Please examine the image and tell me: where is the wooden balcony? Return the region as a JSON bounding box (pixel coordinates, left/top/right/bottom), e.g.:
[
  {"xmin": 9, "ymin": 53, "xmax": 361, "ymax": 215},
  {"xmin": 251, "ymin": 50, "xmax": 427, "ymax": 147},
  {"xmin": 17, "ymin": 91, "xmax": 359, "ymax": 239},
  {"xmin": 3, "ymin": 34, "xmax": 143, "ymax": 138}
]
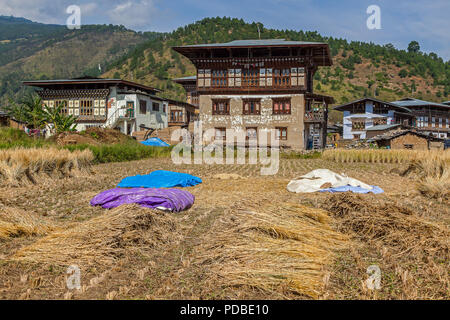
[{"xmin": 304, "ymin": 110, "xmax": 326, "ymax": 122}]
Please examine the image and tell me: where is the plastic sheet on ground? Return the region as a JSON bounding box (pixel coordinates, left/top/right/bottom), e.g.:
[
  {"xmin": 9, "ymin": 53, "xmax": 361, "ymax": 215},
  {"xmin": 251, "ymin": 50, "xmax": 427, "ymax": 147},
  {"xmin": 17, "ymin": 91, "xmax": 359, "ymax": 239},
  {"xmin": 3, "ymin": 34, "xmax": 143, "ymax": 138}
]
[
  {"xmin": 118, "ymin": 170, "xmax": 202, "ymax": 188},
  {"xmin": 140, "ymin": 137, "xmax": 170, "ymax": 147},
  {"xmin": 287, "ymin": 169, "xmax": 384, "ymax": 194},
  {"xmin": 90, "ymin": 187, "xmax": 194, "ymax": 212}
]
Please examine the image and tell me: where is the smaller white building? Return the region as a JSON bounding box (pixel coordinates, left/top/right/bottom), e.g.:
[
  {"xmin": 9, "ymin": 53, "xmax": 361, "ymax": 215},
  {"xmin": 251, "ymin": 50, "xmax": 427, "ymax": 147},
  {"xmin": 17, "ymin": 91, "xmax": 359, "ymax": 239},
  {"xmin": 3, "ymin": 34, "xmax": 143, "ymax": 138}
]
[
  {"xmin": 23, "ymin": 77, "xmax": 168, "ymax": 135},
  {"xmin": 334, "ymin": 98, "xmax": 414, "ymax": 140}
]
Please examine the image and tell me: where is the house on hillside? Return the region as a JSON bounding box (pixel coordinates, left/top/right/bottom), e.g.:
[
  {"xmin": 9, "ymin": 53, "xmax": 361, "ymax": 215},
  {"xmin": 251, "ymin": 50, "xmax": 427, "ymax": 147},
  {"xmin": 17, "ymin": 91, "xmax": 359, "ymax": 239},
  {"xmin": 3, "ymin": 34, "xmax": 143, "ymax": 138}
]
[
  {"xmin": 23, "ymin": 77, "xmax": 168, "ymax": 135},
  {"xmin": 333, "ymin": 97, "xmax": 415, "ymax": 140},
  {"xmin": 171, "ymin": 39, "xmax": 334, "ymax": 150},
  {"xmin": 390, "ymin": 98, "xmax": 449, "ymax": 139}
]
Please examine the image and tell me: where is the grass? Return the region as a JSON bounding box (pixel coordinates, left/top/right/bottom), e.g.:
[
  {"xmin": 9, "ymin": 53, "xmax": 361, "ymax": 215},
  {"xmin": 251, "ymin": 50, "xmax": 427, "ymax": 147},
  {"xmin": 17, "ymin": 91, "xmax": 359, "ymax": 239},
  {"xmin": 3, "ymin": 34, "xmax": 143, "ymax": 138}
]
[
  {"xmin": 323, "ymin": 149, "xmax": 450, "ymax": 163},
  {"xmin": 64, "ymin": 142, "xmax": 173, "ymax": 164},
  {"xmin": 0, "ymin": 127, "xmax": 173, "ymax": 164}
]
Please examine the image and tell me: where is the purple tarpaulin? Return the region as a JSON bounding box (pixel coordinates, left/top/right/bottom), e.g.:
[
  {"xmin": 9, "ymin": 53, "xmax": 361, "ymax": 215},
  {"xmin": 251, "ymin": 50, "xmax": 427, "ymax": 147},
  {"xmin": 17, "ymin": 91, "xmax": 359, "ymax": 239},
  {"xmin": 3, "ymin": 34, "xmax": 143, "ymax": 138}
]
[{"xmin": 90, "ymin": 188, "xmax": 194, "ymax": 212}]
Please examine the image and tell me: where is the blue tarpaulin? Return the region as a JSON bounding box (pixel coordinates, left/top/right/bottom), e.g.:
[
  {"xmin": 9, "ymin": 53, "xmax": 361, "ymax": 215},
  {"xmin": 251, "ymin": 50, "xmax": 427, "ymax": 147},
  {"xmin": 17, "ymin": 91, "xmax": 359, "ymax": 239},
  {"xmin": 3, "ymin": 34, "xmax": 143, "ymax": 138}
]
[
  {"xmin": 319, "ymin": 185, "xmax": 384, "ymax": 194},
  {"xmin": 140, "ymin": 137, "xmax": 170, "ymax": 147},
  {"xmin": 118, "ymin": 170, "xmax": 202, "ymax": 188}
]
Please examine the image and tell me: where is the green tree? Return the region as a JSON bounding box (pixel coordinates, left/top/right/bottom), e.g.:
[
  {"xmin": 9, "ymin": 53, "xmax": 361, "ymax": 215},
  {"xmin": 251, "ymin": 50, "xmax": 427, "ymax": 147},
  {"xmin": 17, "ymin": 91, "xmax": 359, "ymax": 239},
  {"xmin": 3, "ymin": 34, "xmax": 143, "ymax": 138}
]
[
  {"xmin": 399, "ymin": 69, "xmax": 408, "ymax": 78},
  {"xmin": 407, "ymin": 41, "xmax": 420, "ymax": 53},
  {"xmin": 43, "ymin": 102, "xmax": 77, "ymax": 134}
]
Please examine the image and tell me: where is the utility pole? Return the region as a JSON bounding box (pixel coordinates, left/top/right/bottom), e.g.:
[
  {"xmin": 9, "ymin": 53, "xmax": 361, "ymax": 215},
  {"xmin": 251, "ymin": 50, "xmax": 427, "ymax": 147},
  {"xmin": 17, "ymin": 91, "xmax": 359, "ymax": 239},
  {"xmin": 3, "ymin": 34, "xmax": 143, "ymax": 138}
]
[{"xmin": 257, "ymin": 23, "xmax": 261, "ymax": 40}]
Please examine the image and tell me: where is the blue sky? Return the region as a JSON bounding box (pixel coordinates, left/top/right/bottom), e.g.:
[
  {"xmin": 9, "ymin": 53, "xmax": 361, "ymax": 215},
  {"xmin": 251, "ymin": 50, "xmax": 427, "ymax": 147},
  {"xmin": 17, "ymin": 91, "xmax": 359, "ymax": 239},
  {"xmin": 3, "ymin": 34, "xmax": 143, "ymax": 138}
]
[{"xmin": 1, "ymin": 0, "xmax": 449, "ymax": 60}]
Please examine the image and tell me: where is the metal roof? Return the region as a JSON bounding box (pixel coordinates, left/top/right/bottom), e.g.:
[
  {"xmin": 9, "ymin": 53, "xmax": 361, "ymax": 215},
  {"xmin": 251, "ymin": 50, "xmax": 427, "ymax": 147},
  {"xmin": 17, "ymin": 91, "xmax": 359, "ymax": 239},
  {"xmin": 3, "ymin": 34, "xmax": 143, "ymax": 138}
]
[
  {"xmin": 172, "ymin": 39, "xmax": 333, "ymax": 66},
  {"xmin": 175, "ymin": 39, "xmax": 327, "ymax": 48},
  {"xmin": 172, "ymin": 75, "xmax": 197, "ymax": 82},
  {"xmin": 441, "ymin": 101, "xmax": 450, "ymax": 105},
  {"xmin": 333, "ymin": 97, "xmax": 412, "ymax": 113},
  {"xmin": 390, "ymin": 98, "xmax": 450, "ymax": 109},
  {"xmin": 366, "ymin": 124, "xmax": 401, "ymax": 131},
  {"xmin": 23, "ymin": 78, "xmax": 161, "ymax": 93}
]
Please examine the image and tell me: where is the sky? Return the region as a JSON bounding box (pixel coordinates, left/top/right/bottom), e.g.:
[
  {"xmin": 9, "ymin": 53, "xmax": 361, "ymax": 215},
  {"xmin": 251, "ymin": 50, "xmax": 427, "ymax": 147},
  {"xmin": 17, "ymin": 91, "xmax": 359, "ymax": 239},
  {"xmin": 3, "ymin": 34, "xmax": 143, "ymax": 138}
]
[{"xmin": 1, "ymin": 0, "xmax": 449, "ymax": 60}]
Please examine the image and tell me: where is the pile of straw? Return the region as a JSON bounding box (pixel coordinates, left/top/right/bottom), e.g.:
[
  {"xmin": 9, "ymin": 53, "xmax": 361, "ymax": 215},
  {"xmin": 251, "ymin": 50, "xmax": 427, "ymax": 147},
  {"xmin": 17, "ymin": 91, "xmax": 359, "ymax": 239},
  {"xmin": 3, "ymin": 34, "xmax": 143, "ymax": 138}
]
[
  {"xmin": 322, "ymin": 193, "xmax": 449, "ymax": 298},
  {"xmin": 402, "ymin": 158, "xmax": 450, "ymax": 202},
  {"xmin": 12, "ymin": 204, "xmax": 178, "ymax": 266},
  {"xmin": 0, "ymin": 147, "xmax": 93, "ymax": 184},
  {"xmin": 0, "ymin": 206, "xmax": 54, "ymax": 239},
  {"xmin": 193, "ymin": 202, "xmax": 348, "ymax": 299}
]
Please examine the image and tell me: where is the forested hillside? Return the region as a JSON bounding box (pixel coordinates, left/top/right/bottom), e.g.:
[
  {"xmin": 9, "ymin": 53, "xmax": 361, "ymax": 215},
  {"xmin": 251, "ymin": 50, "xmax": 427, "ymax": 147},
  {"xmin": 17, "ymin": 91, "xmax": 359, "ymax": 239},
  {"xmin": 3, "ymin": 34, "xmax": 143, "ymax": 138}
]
[
  {"xmin": 1, "ymin": 16, "xmax": 449, "ymax": 110},
  {"xmin": 0, "ymin": 16, "xmax": 161, "ymax": 104},
  {"xmin": 102, "ymin": 17, "xmax": 450, "ymax": 105}
]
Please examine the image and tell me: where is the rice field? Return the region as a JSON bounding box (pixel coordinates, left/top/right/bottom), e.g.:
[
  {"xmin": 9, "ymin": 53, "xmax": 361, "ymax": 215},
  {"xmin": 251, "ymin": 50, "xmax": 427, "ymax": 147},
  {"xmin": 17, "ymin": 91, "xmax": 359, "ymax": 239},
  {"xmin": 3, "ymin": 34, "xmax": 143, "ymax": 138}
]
[
  {"xmin": 323, "ymin": 149, "xmax": 450, "ymax": 163},
  {"xmin": 0, "ymin": 156, "xmax": 448, "ymax": 300}
]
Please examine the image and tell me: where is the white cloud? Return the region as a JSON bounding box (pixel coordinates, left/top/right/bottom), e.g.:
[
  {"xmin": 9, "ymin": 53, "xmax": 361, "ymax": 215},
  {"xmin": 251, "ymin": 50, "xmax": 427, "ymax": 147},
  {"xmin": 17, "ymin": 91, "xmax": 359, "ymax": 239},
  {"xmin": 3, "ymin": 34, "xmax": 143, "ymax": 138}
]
[{"xmin": 107, "ymin": 0, "xmax": 158, "ymax": 28}]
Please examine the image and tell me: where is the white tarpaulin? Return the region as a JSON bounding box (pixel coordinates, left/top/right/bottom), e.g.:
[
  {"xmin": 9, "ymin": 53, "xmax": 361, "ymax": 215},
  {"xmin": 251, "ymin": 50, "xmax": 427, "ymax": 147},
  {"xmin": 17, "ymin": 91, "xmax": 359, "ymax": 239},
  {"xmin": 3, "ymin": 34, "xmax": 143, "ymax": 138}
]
[{"xmin": 287, "ymin": 169, "xmax": 374, "ymax": 193}]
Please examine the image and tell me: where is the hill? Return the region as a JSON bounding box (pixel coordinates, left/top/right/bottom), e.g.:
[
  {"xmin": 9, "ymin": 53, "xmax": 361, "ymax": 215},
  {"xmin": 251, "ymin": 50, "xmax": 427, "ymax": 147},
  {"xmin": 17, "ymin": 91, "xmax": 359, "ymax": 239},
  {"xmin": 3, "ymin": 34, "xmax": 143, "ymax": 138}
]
[
  {"xmin": 1, "ymin": 16, "xmax": 449, "ymax": 121},
  {"xmin": 0, "ymin": 16, "xmax": 162, "ymax": 104},
  {"xmin": 101, "ymin": 17, "xmax": 450, "ymax": 117}
]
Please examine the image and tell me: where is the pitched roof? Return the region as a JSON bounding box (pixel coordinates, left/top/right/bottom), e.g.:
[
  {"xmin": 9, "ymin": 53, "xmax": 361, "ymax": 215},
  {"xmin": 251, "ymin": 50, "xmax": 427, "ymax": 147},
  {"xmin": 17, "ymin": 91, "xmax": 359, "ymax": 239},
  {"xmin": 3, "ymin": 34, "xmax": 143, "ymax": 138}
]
[
  {"xmin": 390, "ymin": 97, "xmax": 450, "ymax": 109},
  {"xmin": 23, "ymin": 78, "xmax": 161, "ymax": 93},
  {"xmin": 365, "ymin": 124, "xmax": 401, "ymax": 131},
  {"xmin": 174, "ymin": 39, "xmax": 327, "ymax": 48},
  {"xmin": 370, "ymin": 129, "xmax": 444, "ymax": 142},
  {"xmin": 333, "ymin": 97, "xmax": 412, "ymax": 113},
  {"xmin": 172, "ymin": 39, "xmax": 332, "ymax": 66}
]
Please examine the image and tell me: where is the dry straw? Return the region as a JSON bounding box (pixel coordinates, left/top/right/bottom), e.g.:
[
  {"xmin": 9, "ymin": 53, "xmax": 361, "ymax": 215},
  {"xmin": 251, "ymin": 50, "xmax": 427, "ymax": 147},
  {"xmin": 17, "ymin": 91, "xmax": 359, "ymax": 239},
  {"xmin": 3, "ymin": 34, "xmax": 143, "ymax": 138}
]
[
  {"xmin": 0, "ymin": 206, "xmax": 55, "ymax": 239},
  {"xmin": 401, "ymin": 158, "xmax": 450, "ymax": 202},
  {"xmin": 12, "ymin": 204, "xmax": 179, "ymax": 266},
  {"xmin": 323, "ymin": 149, "xmax": 450, "ymax": 164},
  {"xmin": 193, "ymin": 202, "xmax": 349, "ymax": 299},
  {"xmin": 0, "ymin": 147, "xmax": 93, "ymax": 184}
]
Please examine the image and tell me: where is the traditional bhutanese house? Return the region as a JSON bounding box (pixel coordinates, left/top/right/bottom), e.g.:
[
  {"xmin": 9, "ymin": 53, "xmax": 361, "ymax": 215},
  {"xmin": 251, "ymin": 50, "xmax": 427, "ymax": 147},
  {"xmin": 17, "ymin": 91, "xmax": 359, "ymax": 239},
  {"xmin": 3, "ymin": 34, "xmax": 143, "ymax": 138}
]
[
  {"xmin": 165, "ymin": 98, "xmax": 199, "ymax": 127},
  {"xmin": 370, "ymin": 129, "xmax": 445, "ymax": 150},
  {"xmin": 390, "ymin": 98, "xmax": 450, "ymax": 139},
  {"xmin": 23, "ymin": 77, "xmax": 168, "ymax": 135},
  {"xmin": 172, "ymin": 39, "xmax": 334, "ymax": 150},
  {"xmin": 333, "ymin": 97, "xmax": 414, "ymax": 140}
]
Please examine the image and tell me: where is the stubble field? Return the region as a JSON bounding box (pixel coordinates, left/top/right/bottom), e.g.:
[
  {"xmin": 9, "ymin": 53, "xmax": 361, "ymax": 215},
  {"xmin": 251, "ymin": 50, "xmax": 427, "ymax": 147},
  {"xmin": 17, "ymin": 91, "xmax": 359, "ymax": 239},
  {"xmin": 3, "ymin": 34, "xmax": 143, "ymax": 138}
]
[{"xmin": 0, "ymin": 157, "xmax": 448, "ymax": 299}]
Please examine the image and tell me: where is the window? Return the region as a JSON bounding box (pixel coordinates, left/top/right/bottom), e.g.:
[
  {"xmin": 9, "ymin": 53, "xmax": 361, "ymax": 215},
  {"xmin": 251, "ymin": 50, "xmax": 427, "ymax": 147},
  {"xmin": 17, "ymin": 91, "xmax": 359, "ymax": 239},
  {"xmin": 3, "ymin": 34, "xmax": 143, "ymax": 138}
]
[
  {"xmin": 273, "ymin": 98, "xmax": 291, "ymax": 114},
  {"xmin": 246, "ymin": 127, "xmax": 257, "ymax": 140},
  {"xmin": 275, "ymin": 127, "xmax": 288, "ymax": 140},
  {"xmin": 126, "ymin": 101, "xmax": 134, "ymax": 118},
  {"xmin": 273, "ymin": 69, "xmax": 290, "ymax": 87},
  {"xmin": 404, "ymin": 144, "xmax": 414, "ymax": 149},
  {"xmin": 54, "ymin": 100, "xmax": 68, "ymax": 115},
  {"xmin": 243, "ymin": 99, "xmax": 261, "ymax": 115},
  {"xmin": 352, "ymin": 120, "xmax": 365, "ymax": 130},
  {"xmin": 242, "ymin": 68, "xmax": 259, "ymax": 87},
  {"xmin": 211, "ymin": 69, "xmax": 227, "ymax": 87},
  {"xmin": 80, "ymin": 100, "xmax": 93, "ymax": 116},
  {"xmin": 352, "ymin": 102, "xmax": 365, "ymax": 114},
  {"xmin": 139, "ymin": 100, "xmax": 147, "ymax": 114},
  {"xmin": 373, "ymin": 118, "xmax": 387, "ymax": 126},
  {"xmin": 215, "ymin": 127, "xmax": 226, "ymax": 140},
  {"xmin": 170, "ymin": 110, "xmax": 183, "ymax": 122},
  {"xmin": 212, "ymin": 99, "xmax": 230, "ymax": 115},
  {"xmin": 373, "ymin": 102, "xmax": 389, "ymax": 114},
  {"xmin": 152, "ymin": 102, "xmax": 160, "ymax": 112}
]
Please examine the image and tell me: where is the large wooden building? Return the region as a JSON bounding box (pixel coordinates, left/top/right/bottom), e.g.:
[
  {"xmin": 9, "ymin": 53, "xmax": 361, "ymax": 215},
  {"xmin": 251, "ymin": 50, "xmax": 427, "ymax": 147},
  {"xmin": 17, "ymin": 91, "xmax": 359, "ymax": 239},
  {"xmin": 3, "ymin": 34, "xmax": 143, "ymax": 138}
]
[
  {"xmin": 23, "ymin": 77, "xmax": 168, "ymax": 135},
  {"xmin": 172, "ymin": 39, "xmax": 334, "ymax": 150}
]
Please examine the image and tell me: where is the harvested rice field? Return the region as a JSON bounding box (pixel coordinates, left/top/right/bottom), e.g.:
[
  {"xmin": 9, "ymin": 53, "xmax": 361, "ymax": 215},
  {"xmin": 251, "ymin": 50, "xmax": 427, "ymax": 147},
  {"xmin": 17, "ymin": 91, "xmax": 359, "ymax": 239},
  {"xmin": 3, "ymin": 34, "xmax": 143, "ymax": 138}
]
[{"xmin": 0, "ymin": 157, "xmax": 448, "ymax": 300}]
